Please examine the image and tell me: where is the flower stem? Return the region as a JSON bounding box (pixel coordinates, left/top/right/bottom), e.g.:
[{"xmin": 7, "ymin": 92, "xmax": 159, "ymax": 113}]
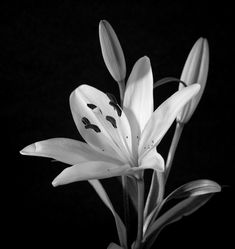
[
  {"xmin": 134, "ymin": 177, "xmax": 145, "ymax": 249},
  {"xmin": 118, "ymin": 80, "xmax": 130, "ymax": 247},
  {"xmin": 165, "ymin": 122, "xmax": 184, "ymax": 182},
  {"xmin": 118, "ymin": 80, "xmax": 125, "ymax": 105},
  {"xmin": 121, "ymin": 176, "xmax": 130, "ymax": 246}
]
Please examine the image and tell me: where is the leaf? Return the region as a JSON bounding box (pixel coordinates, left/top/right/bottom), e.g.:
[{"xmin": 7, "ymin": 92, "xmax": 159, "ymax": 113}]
[
  {"xmin": 166, "ymin": 179, "xmax": 221, "ymax": 200},
  {"xmin": 144, "ymin": 194, "xmax": 215, "ymax": 244},
  {"xmin": 107, "ymin": 242, "xmax": 124, "ymax": 249},
  {"xmin": 125, "ymin": 176, "xmax": 138, "ymax": 211},
  {"xmin": 89, "ymin": 180, "xmax": 127, "ymax": 248},
  {"xmin": 144, "ymin": 171, "xmax": 164, "ymax": 219},
  {"xmin": 143, "ymin": 179, "xmax": 221, "ymax": 235},
  {"xmin": 118, "ymin": 176, "xmax": 138, "ymax": 212}
]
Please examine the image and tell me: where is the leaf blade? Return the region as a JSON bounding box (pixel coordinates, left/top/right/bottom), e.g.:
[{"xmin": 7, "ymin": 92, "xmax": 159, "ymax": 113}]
[
  {"xmin": 144, "ymin": 194, "xmax": 215, "ymax": 242},
  {"xmin": 144, "ymin": 179, "xmax": 221, "ymax": 236},
  {"xmin": 89, "ymin": 180, "xmax": 127, "ymax": 248}
]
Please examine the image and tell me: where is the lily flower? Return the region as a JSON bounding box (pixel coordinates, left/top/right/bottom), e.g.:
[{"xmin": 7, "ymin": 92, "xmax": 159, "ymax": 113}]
[
  {"xmin": 177, "ymin": 38, "xmax": 209, "ymax": 124},
  {"xmin": 20, "ymin": 56, "xmax": 200, "ymax": 186}
]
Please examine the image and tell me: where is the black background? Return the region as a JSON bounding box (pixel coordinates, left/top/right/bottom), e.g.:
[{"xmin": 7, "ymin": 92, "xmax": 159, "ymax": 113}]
[{"xmin": 2, "ymin": 0, "xmax": 234, "ymax": 248}]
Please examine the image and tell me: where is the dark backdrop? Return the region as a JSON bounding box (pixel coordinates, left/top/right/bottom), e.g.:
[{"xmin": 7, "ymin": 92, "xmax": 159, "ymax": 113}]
[{"xmin": 2, "ymin": 0, "xmax": 233, "ymax": 248}]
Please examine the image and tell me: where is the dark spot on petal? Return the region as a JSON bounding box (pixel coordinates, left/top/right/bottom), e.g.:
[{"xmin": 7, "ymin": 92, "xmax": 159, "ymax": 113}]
[
  {"xmin": 106, "ymin": 115, "xmax": 117, "ymax": 128},
  {"xmin": 81, "ymin": 117, "xmax": 90, "ymax": 125},
  {"xmin": 126, "ymin": 136, "xmax": 128, "ymax": 139},
  {"xmin": 85, "ymin": 124, "xmax": 101, "ymax": 133},
  {"xmin": 87, "ymin": 103, "xmax": 97, "ymax": 110}
]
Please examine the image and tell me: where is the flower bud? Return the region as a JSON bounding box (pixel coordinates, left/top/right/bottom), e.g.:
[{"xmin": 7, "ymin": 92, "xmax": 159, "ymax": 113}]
[
  {"xmin": 99, "ymin": 20, "xmax": 126, "ymax": 83},
  {"xmin": 177, "ymin": 38, "xmax": 209, "ymax": 123}
]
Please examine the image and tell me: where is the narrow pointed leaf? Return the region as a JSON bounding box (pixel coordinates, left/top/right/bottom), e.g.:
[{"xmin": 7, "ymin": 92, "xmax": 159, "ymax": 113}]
[
  {"xmin": 144, "ymin": 171, "xmax": 164, "ymax": 219},
  {"xmin": 125, "ymin": 176, "xmax": 138, "ymax": 211},
  {"xmin": 99, "ymin": 20, "xmax": 126, "ymax": 83},
  {"xmin": 107, "ymin": 243, "xmax": 124, "ymax": 249},
  {"xmin": 144, "ymin": 194, "xmax": 214, "ymax": 242},
  {"xmin": 89, "ymin": 180, "xmax": 127, "ymax": 248},
  {"xmin": 166, "ymin": 179, "xmax": 221, "ymax": 200},
  {"xmin": 144, "ymin": 179, "xmax": 221, "ymax": 235}
]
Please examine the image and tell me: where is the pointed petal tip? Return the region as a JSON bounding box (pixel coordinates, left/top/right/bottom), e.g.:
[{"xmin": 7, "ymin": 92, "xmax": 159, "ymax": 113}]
[
  {"xmin": 52, "ymin": 179, "xmax": 59, "ymax": 187},
  {"xmin": 20, "ymin": 143, "xmax": 36, "ymax": 155}
]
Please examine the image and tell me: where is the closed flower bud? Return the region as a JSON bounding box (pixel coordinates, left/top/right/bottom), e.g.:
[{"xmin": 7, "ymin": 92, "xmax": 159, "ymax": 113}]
[
  {"xmin": 99, "ymin": 20, "xmax": 126, "ymax": 83},
  {"xmin": 177, "ymin": 38, "xmax": 209, "ymax": 124}
]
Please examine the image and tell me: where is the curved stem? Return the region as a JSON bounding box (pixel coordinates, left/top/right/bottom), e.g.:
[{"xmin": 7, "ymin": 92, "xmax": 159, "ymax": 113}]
[{"xmin": 165, "ymin": 122, "xmax": 184, "ymax": 182}]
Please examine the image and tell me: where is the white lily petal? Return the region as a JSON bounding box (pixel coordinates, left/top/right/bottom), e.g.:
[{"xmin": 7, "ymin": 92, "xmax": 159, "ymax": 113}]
[
  {"xmin": 70, "ymin": 85, "xmax": 132, "ymax": 159},
  {"xmin": 52, "ymin": 161, "xmax": 131, "ymax": 186},
  {"xmin": 139, "ymin": 148, "xmax": 165, "ymax": 172},
  {"xmin": 20, "ymin": 138, "xmax": 122, "ymax": 165},
  {"xmin": 139, "ymin": 84, "xmax": 200, "ymax": 156},
  {"xmin": 124, "ymin": 56, "xmax": 153, "ymax": 133}
]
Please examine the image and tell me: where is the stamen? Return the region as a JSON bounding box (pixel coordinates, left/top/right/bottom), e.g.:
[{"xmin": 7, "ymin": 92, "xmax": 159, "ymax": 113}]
[
  {"xmin": 106, "ymin": 116, "xmax": 117, "ymax": 128},
  {"xmin": 85, "ymin": 124, "xmax": 101, "ymax": 133},
  {"xmin": 81, "ymin": 117, "xmax": 90, "ymax": 125},
  {"xmin": 87, "ymin": 103, "xmax": 97, "ymax": 110},
  {"xmin": 106, "ymin": 92, "xmax": 122, "ymax": 116},
  {"xmin": 106, "ymin": 92, "xmax": 118, "ymax": 104},
  {"xmin": 109, "ymin": 102, "xmax": 122, "ymax": 116}
]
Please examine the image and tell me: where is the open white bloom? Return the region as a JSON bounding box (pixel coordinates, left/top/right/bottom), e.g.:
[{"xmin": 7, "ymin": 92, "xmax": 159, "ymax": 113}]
[{"xmin": 20, "ymin": 56, "xmax": 200, "ymax": 186}]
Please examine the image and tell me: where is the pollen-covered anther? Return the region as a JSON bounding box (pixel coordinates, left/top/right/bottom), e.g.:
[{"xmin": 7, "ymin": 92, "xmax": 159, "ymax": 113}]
[
  {"xmin": 106, "ymin": 115, "xmax": 117, "ymax": 128},
  {"xmin": 106, "ymin": 92, "xmax": 118, "ymax": 104},
  {"xmin": 85, "ymin": 124, "xmax": 101, "ymax": 133},
  {"xmin": 87, "ymin": 103, "xmax": 97, "ymax": 110},
  {"xmin": 81, "ymin": 117, "xmax": 101, "ymax": 133},
  {"xmin": 109, "ymin": 102, "xmax": 122, "ymax": 116},
  {"xmin": 81, "ymin": 117, "xmax": 90, "ymax": 125}
]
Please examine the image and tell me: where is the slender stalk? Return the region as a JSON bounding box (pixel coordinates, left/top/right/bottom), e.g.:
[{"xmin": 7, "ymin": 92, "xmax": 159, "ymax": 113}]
[
  {"xmin": 165, "ymin": 122, "xmax": 184, "ymax": 182},
  {"xmin": 118, "ymin": 79, "xmax": 131, "ymax": 246},
  {"xmin": 134, "ymin": 177, "xmax": 145, "ymax": 249},
  {"xmin": 118, "ymin": 80, "xmax": 125, "ymax": 105},
  {"xmin": 121, "ymin": 176, "xmax": 130, "ymax": 246}
]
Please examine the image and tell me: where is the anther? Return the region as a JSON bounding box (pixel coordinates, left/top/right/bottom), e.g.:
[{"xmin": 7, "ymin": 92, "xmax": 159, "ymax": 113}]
[
  {"xmin": 106, "ymin": 93, "xmax": 118, "ymax": 104},
  {"xmin": 81, "ymin": 117, "xmax": 90, "ymax": 125},
  {"xmin": 109, "ymin": 102, "xmax": 122, "ymax": 116},
  {"xmin": 106, "ymin": 116, "xmax": 117, "ymax": 128},
  {"xmin": 87, "ymin": 103, "xmax": 97, "ymax": 110},
  {"xmin": 85, "ymin": 124, "xmax": 101, "ymax": 133}
]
